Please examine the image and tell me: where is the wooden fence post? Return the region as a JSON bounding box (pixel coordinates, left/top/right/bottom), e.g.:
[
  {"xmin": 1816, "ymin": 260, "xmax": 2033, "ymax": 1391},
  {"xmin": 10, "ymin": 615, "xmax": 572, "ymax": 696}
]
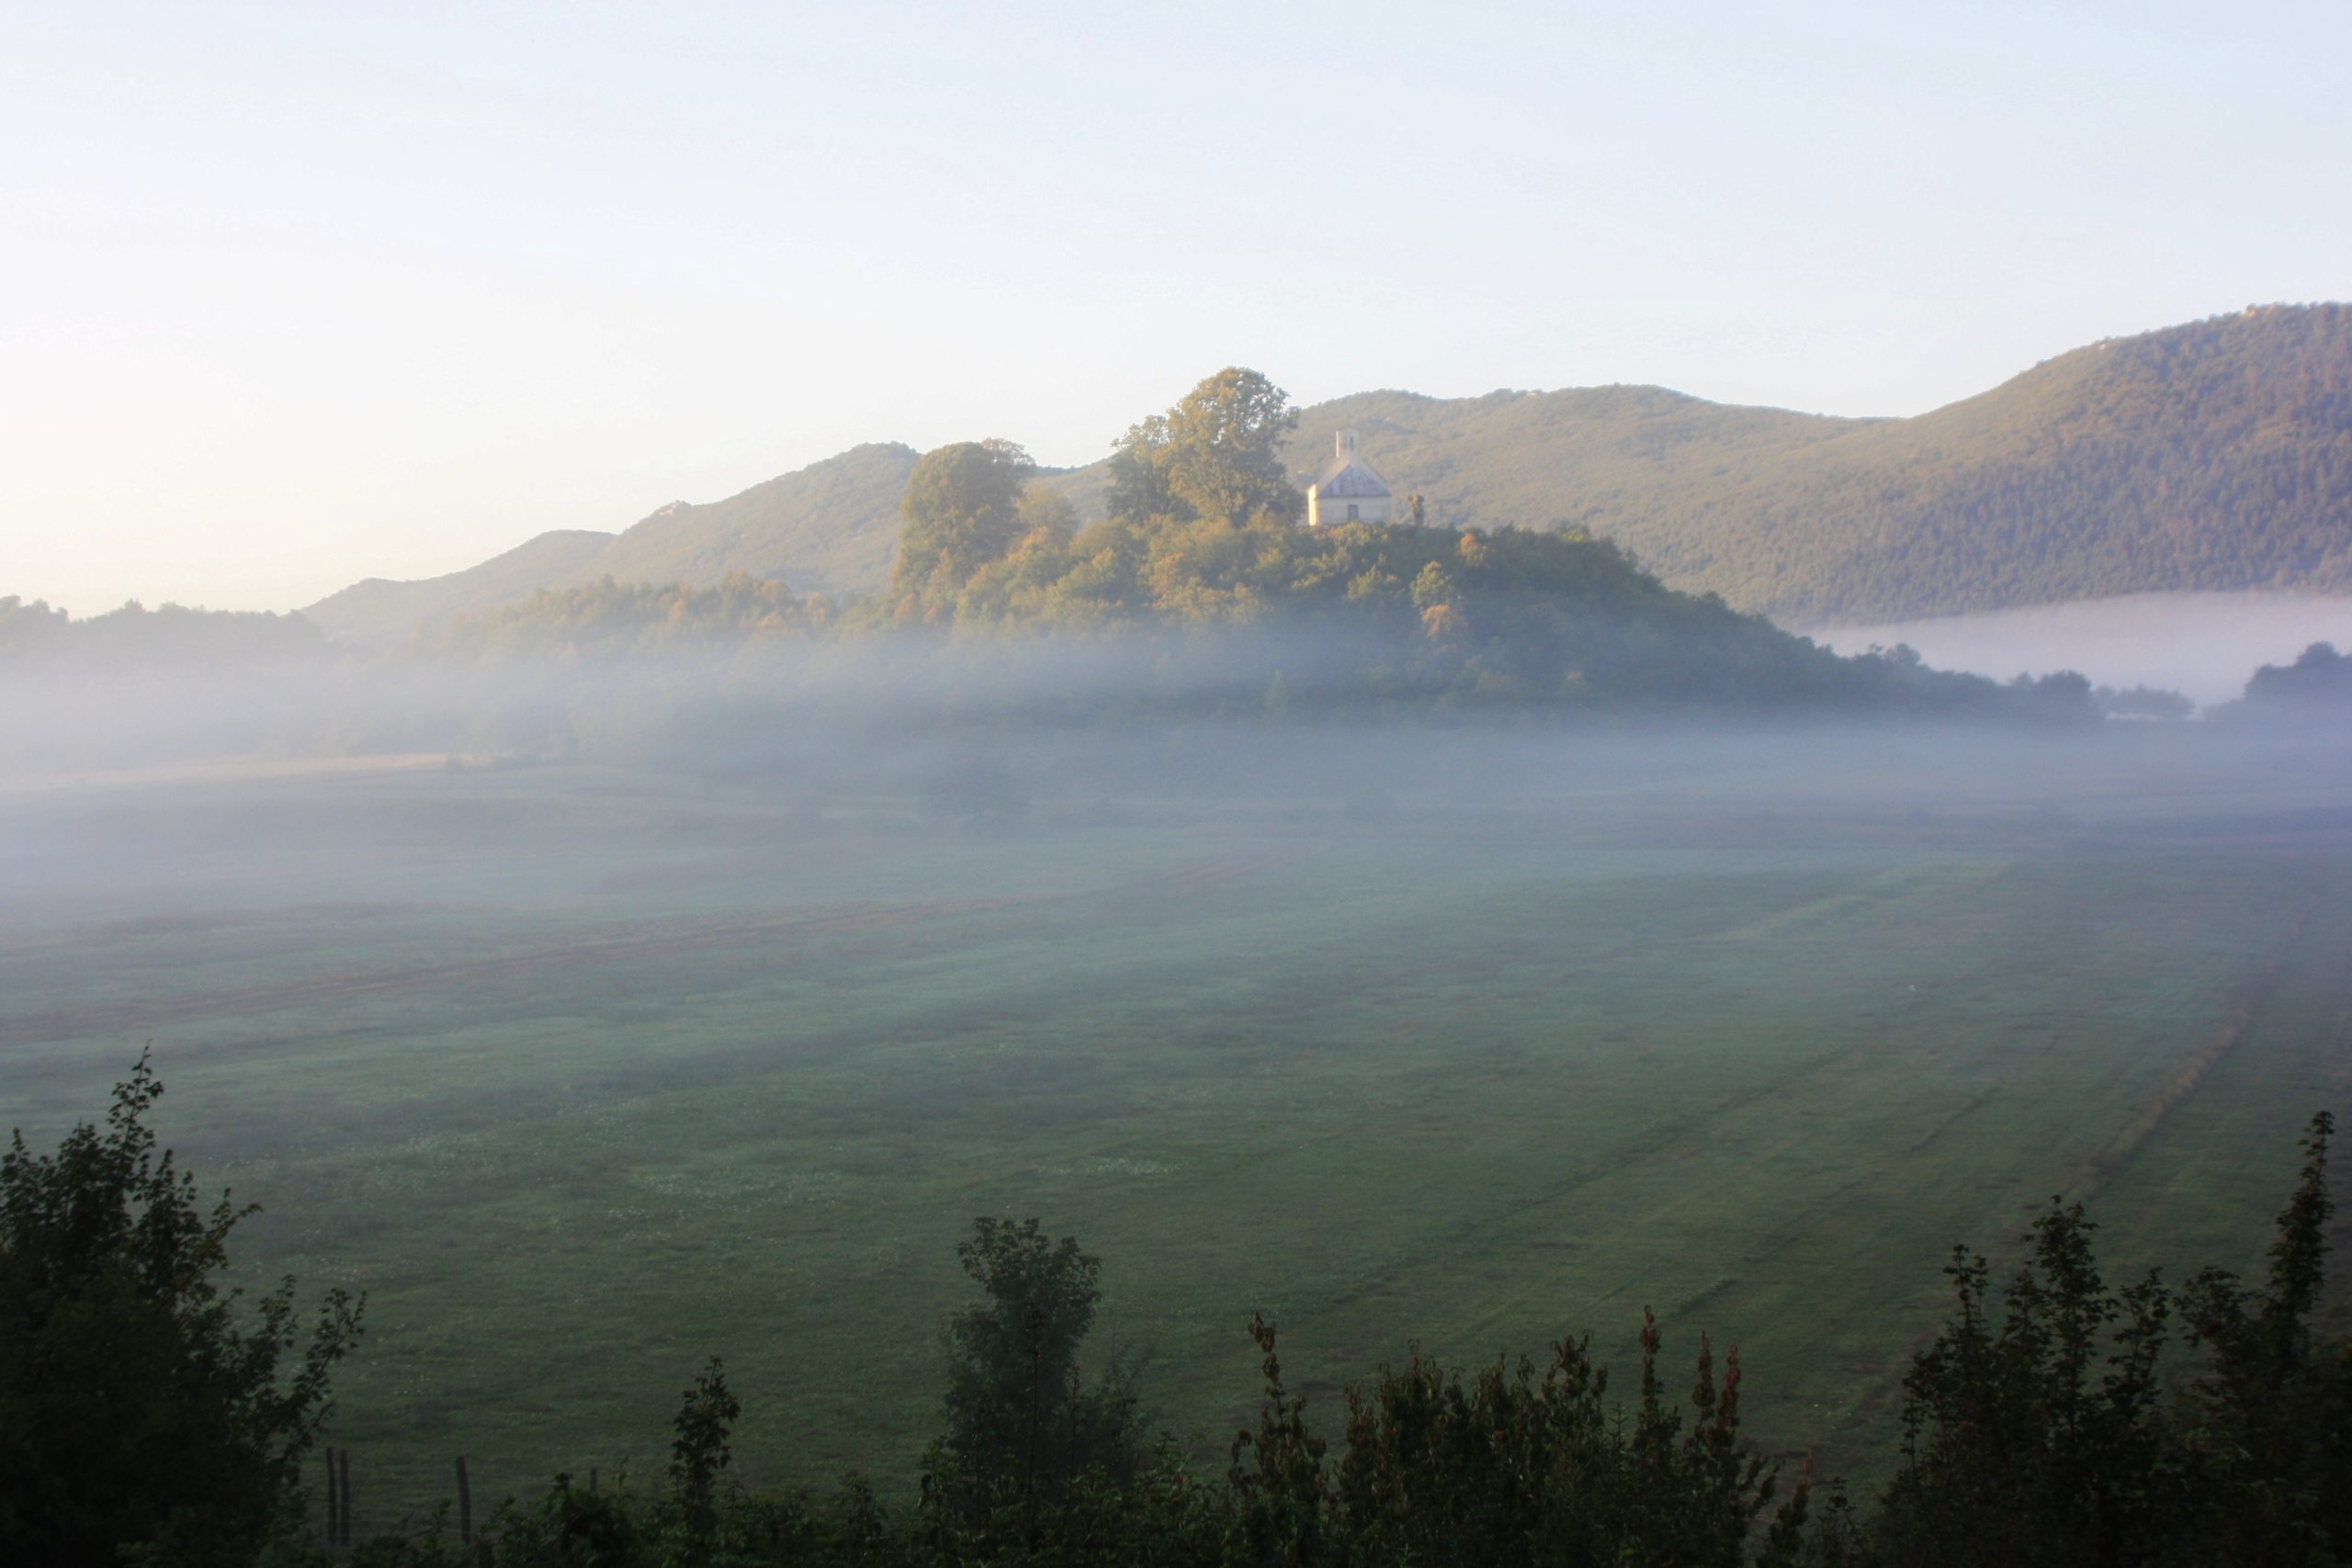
[
  {"xmin": 323, "ymin": 1447, "xmax": 339, "ymax": 1549},
  {"xmin": 338, "ymin": 1446, "xmax": 354, "ymax": 1546},
  {"xmin": 456, "ymin": 1454, "xmax": 472, "ymax": 1546}
]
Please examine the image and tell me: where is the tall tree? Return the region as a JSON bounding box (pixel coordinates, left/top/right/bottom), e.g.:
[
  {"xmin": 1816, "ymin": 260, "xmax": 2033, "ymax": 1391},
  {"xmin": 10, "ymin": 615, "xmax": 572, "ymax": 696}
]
[
  {"xmin": 893, "ymin": 439, "xmax": 1038, "ymax": 597},
  {"xmin": 1875, "ymin": 1200, "xmax": 2173, "ymax": 1568},
  {"xmin": 2170, "ymin": 1111, "xmax": 2352, "ymax": 1563},
  {"xmin": 0, "ymin": 1055, "xmax": 363, "ymax": 1568},
  {"xmin": 1106, "ymin": 367, "xmax": 1304, "ymax": 525},
  {"xmin": 933, "ymin": 1218, "xmax": 1141, "ymax": 1512}
]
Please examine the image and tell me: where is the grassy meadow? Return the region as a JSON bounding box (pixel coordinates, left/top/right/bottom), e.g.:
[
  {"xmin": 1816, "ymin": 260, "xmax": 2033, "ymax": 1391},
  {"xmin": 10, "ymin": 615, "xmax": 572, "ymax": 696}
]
[{"xmin": 3, "ymin": 722, "xmax": 2348, "ymax": 1529}]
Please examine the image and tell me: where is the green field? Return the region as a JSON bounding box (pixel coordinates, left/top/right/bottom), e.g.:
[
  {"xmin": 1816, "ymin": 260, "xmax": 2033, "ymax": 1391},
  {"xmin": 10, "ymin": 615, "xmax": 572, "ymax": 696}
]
[{"xmin": 4, "ymin": 725, "xmax": 2348, "ymax": 1531}]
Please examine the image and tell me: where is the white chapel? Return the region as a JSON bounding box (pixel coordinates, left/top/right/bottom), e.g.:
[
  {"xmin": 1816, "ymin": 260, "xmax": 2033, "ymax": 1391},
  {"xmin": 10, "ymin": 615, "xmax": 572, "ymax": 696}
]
[{"xmin": 1306, "ymin": 428, "xmax": 1392, "ymax": 528}]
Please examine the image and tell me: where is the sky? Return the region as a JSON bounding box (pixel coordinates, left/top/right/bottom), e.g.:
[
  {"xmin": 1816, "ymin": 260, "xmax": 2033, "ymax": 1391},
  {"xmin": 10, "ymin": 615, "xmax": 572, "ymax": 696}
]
[{"xmin": 4, "ymin": 1, "xmax": 2348, "ymax": 615}]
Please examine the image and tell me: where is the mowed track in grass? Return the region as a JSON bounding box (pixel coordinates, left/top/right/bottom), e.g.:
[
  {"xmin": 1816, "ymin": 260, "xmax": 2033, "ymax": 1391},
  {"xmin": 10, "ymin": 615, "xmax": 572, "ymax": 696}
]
[
  {"xmin": 3, "ymin": 730, "xmax": 2348, "ymax": 1528},
  {"xmin": 0, "ymin": 847, "xmax": 1278, "ymax": 1048}
]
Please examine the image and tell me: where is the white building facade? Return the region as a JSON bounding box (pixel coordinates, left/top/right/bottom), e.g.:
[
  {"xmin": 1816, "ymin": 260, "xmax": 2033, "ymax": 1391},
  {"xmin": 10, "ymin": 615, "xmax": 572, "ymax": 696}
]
[{"xmin": 1306, "ymin": 428, "xmax": 1392, "ymax": 528}]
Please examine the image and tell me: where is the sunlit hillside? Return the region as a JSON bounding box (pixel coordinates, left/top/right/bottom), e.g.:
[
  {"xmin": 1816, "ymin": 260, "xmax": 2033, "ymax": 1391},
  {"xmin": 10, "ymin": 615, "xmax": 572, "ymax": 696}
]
[{"xmin": 302, "ymin": 306, "xmax": 2352, "ymax": 641}]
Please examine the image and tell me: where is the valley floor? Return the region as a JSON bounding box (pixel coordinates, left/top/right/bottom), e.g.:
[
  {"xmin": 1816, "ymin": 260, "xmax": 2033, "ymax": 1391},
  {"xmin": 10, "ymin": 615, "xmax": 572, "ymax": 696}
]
[{"xmin": 3, "ymin": 721, "xmax": 2347, "ymax": 1532}]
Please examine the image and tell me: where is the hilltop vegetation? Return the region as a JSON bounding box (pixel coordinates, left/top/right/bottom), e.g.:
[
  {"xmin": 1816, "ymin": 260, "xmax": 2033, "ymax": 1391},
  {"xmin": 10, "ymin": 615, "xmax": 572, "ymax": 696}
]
[
  {"xmin": 39, "ymin": 329, "xmax": 2352, "ymax": 738},
  {"xmin": 403, "ymin": 372, "xmax": 2095, "ymax": 729},
  {"xmin": 300, "ymin": 306, "xmax": 2352, "ymax": 638}
]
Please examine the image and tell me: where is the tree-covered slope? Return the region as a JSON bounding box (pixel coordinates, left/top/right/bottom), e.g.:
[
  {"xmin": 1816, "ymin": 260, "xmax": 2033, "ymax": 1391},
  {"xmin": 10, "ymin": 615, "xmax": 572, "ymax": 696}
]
[
  {"xmin": 305, "ymin": 307, "xmax": 2352, "ymax": 637},
  {"xmin": 303, "ymin": 528, "xmax": 616, "ymax": 646},
  {"xmin": 581, "ymin": 441, "xmax": 917, "ymax": 602},
  {"xmin": 304, "ymin": 445, "xmax": 917, "ymax": 643},
  {"xmin": 1267, "ymin": 304, "xmax": 2352, "ymax": 623}
]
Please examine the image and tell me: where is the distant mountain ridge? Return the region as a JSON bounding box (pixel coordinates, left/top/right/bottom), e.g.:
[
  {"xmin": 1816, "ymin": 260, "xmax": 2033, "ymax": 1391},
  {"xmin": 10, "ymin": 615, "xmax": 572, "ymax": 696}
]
[
  {"xmin": 305, "ymin": 442, "xmax": 918, "ymax": 646},
  {"xmin": 305, "ymin": 528, "xmax": 617, "ymax": 647},
  {"xmin": 1270, "ymin": 304, "xmax": 2352, "ymax": 624},
  {"xmin": 303, "ymin": 306, "xmax": 2352, "ymax": 642}
]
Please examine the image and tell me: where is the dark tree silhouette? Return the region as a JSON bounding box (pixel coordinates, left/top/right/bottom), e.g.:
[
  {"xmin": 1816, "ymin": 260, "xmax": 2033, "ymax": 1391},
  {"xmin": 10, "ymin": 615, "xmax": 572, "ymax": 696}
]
[{"xmin": 0, "ymin": 1053, "xmax": 362, "ymax": 1568}]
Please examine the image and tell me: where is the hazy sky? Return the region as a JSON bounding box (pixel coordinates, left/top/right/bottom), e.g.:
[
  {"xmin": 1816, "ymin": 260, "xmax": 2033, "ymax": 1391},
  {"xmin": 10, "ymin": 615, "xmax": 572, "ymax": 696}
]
[{"xmin": 5, "ymin": 1, "xmax": 2348, "ymax": 614}]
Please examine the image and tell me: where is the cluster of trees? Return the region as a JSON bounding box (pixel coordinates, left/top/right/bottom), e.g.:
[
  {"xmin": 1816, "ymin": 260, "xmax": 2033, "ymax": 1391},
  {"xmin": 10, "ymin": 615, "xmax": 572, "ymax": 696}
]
[
  {"xmin": 0, "ymin": 595, "xmax": 330, "ymax": 671},
  {"xmin": 0, "ymin": 1055, "xmax": 362, "ymax": 1568},
  {"xmin": 1872, "ymin": 1148, "xmax": 2352, "ymax": 1567},
  {"xmin": 2094, "ymin": 683, "xmax": 2197, "ymax": 721},
  {"xmin": 7, "ymin": 1064, "xmax": 2349, "ymax": 1567},
  {"xmin": 413, "ymin": 574, "xmax": 833, "ymax": 660},
  {"xmin": 2240, "ymin": 641, "xmax": 2352, "ymax": 709},
  {"xmin": 403, "ymin": 370, "xmax": 2098, "ymax": 728},
  {"xmin": 13, "ymin": 360, "xmax": 2222, "ymax": 729},
  {"xmin": 82, "ymin": 353, "xmax": 2352, "ymax": 741}
]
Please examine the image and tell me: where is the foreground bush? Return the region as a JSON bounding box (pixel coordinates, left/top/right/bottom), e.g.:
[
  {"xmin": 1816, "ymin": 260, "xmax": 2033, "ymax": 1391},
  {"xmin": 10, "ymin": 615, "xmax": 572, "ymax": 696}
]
[
  {"xmin": 10, "ymin": 1066, "xmax": 2346, "ymax": 1566},
  {"xmin": 1875, "ymin": 1112, "xmax": 2351, "ymax": 1567}
]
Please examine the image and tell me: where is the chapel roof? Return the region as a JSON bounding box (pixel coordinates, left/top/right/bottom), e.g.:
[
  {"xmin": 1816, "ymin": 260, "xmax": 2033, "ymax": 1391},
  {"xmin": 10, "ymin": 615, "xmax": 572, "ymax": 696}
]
[{"xmin": 1310, "ymin": 428, "xmax": 1390, "ymax": 499}]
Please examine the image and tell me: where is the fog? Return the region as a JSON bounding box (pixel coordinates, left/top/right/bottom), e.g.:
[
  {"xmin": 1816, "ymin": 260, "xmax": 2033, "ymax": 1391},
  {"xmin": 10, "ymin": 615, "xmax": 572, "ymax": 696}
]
[
  {"xmin": 8, "ymin": 644, "xmax": 2348, "ymax": 1155},
  {"xmin": 1812, "ymin": 590, "xmax": 2352, "ymax": 707},
  {"xmin": 5, "ymin": 627, "xmax": 2349, "ymax": 938},
  {"xmin": 7, "ymin": 631, "xmax": 2352, "ymax": 1511}
]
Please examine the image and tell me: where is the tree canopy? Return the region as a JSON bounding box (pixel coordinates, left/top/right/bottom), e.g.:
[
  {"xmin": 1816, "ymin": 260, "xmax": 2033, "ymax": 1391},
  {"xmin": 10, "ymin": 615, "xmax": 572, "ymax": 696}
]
[
  {"xmin": 1106, "ymin": 367, "xmax": 1304, "ymax": 526},
  {"xmin": 892, "ymin": 439, "xmax": 1039, "ymax": 603},
  {"xmin": 2245, "ymin": 640, "xmax": 2352, "ymax": 706},
  {"xmin": 934, "ymin": 1217, "xmax": 1142, "ymax": 1513},
  {"xmin": 0, "ymin": 1055, "xmax": 362, "ymax": 1568}
]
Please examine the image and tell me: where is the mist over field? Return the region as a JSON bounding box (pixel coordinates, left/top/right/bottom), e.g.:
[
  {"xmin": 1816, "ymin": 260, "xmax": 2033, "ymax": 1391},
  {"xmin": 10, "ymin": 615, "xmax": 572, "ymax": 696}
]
[
  {"xmin": 7, "ymin": 643, "xmax": 2352, "ymax": 1517},
  {"xmin": 16, "ymin": 2, "xmax": 2352, "ymax": 1557},
  {"xmin": 9, "ymin": 348, "xmax": 2352, "ymax": 1558},
  {"xmin": 7, "ymin": 492, "xmax": 2352, "ymax": 1559},
  {"xmin": 1815, "ymin": 591, "xmax": 2352, "ymax": 707}
]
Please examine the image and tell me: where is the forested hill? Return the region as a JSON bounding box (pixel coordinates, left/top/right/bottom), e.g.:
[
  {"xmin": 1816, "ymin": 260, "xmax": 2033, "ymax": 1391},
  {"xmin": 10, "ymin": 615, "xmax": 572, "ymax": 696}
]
[
  {"xmin": 415, "ymin": 519, "xmax": 2098, "ymax": 728},
  {"xmin": 302, "ymin": 306, "xmax": 2352, "ymax": 640},
  {"xmin": 305, "ymin": 444, "xmax": 918, "ymax": 644},
  {"xmin": 1272, "ymin": 303, "xmax": 2352, "ymax": 624},
  {"xmin": 302, "ymin": 528, "xmax": 616, "ymax": 646}
]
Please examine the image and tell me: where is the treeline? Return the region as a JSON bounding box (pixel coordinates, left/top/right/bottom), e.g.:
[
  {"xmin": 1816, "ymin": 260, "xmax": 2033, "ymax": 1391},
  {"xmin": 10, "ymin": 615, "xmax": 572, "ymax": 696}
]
[
  {"xmin": 6, "ymin": 1064, "xmax": 2348, "ymax": 1568},
  {"xmin": 2199, "ymin": 642, "xmax": 2352, "ymax": 728},
  {"xmin": 2, "ymin": 365, "xmax": 2147, "ymax": 731},
  {"xmin": 6, "ymin": 557, "xmax": 2101, "ymax": 741},
  {"xmin": 50, "ymin": 347, "xmax": 2352, "ymax": 736},
  {"xmin": 411, "ymin": 575, "xmax": 835, "ymax": 659},
  {"xmin": 397, "ymin": 371, "xmax": 2100, "ymax": 729},
  {"xmin": 410, "ymin": 552, "xmax": 2091, "ymax": 728},
  {"xmin": 0, "ymin": 594, "xmax": 331, "ymax": 670},
  {"xmin": 2241, "ymin": 641, "xmax": 2352, "ymax": 709}
]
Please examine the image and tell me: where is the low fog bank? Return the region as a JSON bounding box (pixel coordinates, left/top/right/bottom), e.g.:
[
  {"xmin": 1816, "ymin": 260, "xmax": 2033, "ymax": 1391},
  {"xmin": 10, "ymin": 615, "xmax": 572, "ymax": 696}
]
[
  {"xmin": 1812, "ymin": 591, "xmax": 2352, "ymax": 707},
  {"xmin": 0, "ymin": 626, "xmax": 2344, "ymax": 901},
  {"xmin": 7, "ymin": 682, "xmax": 2351, "ymax": 942},
  {"xmin": 0, "ymin": 617, "xmax": 2126, "ymax": 788}
]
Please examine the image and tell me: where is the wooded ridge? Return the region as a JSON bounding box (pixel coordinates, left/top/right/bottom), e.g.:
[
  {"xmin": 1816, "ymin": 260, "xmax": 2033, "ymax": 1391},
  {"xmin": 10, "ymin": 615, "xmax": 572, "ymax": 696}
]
[{"xmin": 300, "ymin": 305, "xmax": 2352, "ymax": 640}]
